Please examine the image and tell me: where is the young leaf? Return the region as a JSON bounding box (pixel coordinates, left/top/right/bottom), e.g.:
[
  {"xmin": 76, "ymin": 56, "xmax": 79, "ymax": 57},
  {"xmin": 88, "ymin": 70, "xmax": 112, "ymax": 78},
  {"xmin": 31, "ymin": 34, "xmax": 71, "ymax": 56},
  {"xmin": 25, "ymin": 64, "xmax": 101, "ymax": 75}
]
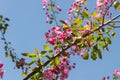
[
  {"xmin": 43, "ymin": 45, "xmax": 51, "ymax": 51},
  {"xmin": 54, "ymin": 57, "xmax": 60, "ymax": 65},
  {"xmin": 22, "ymin": 72, "xmax": 28, "ymax": 77},
  {"xmin": 73, "ymin": 18, "xmax": 84, "ymax": 25},
  {"xmin": 91, "ymin": 53, "xmax": 97, "ymax": 60},
  {"xmin": 83, "ymin": 52, "xmax": 89, "ymax": 60},
  {"xmin": 112, "ymin": 32, "xmax": 116, "ymax": 38},
  {"xmin": 91, "ymin": 12, "xmax": 98, "ymax": 17},
  {"xmin": 114, "ymin": 0, "xmax": 120, "ymax": 10},
  {"xmin": 81, "ymin": 9, "xmax": 89, "ymax": 19},
  {"xmin": 49, "ymin": 50, "xmax": 53, "ymax": 54},
  {"xmin": 97, "ymin": 49, "xmax": 102, "ymax": 59},
  {"xmin": 40, "ymin": 51, "xmax": 47, "ymax": 57},
  {"xmin": 22, "ymin": 53, "xmax": 37, "ymax": 58},
  {"xmin": 104, "ymin": 37, "xmax": 112, "ymax": 44},
  {"xmin": 28, "ymin": 60, "xmax": 36, "ymax": 66}
]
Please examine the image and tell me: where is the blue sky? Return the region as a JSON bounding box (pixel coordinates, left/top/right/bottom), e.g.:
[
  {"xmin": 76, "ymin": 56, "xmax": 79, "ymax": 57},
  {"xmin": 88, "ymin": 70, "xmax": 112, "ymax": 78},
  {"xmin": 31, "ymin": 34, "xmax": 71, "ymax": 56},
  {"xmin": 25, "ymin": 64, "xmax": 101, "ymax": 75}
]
[{"xmin": 0, "ymin": 0, "xmax": 120, "ymax": 80}]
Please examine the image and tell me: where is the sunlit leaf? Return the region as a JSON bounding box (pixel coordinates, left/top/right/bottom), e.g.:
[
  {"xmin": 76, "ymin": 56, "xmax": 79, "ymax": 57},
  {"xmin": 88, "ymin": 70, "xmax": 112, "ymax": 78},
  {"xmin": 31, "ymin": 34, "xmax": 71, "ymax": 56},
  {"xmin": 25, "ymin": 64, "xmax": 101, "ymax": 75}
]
[
  {"xmin": 73, "ymin": 18, "xmax": 84, "ymax": 25},
  {"xmin": 5, "ymin": 52, "xmax": 9, "ymax": 58},
  {"xmin": 62, "ymin": 25, "xmax": 68, "ymax": 29},
  {"xmin": 114, "ymin": 0, "xmax": 120, "ymax": 10},
  {"xmin": 22, "ymin": 72, "xmax": 28, "ymax": 77},
  {"xmin": 40, "ymin": 51, "xmax": 47, "ymax": 57},
  {"xmin": 22, "ymin": 53, "xmax": 37, "ymax": 58},
  {"xmin": 49, "ymin": 50, "xmax": 53, "ymax": 54},
  {"xmin": 106, "ymin": 29, "xmax": 111, "ymax": 34},
  {"xmin": 91, "ymin": 53, "xmax": 97, "ymax": 60},
  {"xmin": 112, "ymin": 32, "xmax": 116, "ymax": 38},
  {"xmin": 83, "ymin": 52, "xmax": 89, "ymax": 60},
  {"xmin": 81, "ymin": 9, "xmax": 89, "ymax": 19},
  {"xmin": 99, "ymin": 41, "xmax": 106, "ymax": 49},
  {"xmin": 47, "ymin": 8, "xmax": 53, "ymax": 12},
  {"xmin": 43, "ymin": 45, "xmax": 51, "ymax": 51},
  {"xmin": 72, "ymin": 29, "xmax": 79, "ymax": 36},
  {"xmin": 104, "ymin": 37, "xmax": 111, "ymax": 44},
  {"xmin": 54, "ymin": 57, "xmax": 60, "ymax": 65},
  {"xmin": 91, "ymin": 12, "xmax": 98, "ymax": 17},
  {"xmin": 97, "ymin": 49, "xmax": 102, "ymax": 59},
  {"xmin": 28, "ymin": 60, "xmax": 36, "ymax": 66}
]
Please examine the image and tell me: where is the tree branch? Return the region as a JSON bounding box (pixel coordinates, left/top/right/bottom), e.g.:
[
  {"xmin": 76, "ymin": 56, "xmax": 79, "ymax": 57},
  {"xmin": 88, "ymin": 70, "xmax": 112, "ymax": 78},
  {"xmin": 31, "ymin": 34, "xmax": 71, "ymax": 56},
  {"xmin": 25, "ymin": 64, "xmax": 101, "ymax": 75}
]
[{"xmin": 23, "ymin": 14, "xmax": 120, "ymax": 80}]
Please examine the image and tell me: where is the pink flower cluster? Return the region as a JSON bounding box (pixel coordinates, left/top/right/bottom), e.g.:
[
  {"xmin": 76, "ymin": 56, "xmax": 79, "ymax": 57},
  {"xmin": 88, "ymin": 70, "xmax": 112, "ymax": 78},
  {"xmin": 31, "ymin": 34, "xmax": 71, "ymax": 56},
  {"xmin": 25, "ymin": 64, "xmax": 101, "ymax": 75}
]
[
  {"xmin": 43, "ymin": 57, "xmax": 74, "ymax": 80},
  {"xmin": 0, "ymin": 61, "xmax": 4, "ymax": 78},
  {"xmin": 113, "ymin": 70, "xmax": 120, "ymax": 78},
  {"xmin": 68, "ymin": 0, "xmax": 86, "ymax": 15},
  {"xmin": 42, "ymin": 0, "xmax": 49, "ymax": 9},
  {"xmin": 45, "ymin": 26, "xmax": 71, "ymax": 45},
  {"xmin": 96, "ymin": 0, "xmax": 113, "ymax": 10}
]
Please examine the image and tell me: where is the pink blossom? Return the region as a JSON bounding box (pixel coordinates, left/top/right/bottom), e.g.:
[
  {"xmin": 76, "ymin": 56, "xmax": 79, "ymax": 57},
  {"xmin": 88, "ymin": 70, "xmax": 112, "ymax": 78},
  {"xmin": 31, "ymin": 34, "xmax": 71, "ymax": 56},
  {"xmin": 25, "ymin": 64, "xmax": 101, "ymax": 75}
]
[
  {"xmin": 51, "ymin": 26, "xmax": 60, "ymax": 32},
  {"xmin": 68, "ymin": 17, "xmax": 72, "ymax": 21},
  {"xmin": 56, "ymin": 5, "xmax": 62, "ymax": 11},
  {"xmin": 0, "ymin": 62, "xmax": 3, "ymax": 68},
  {"xmin": 0, "ymin": 69, "xmax": 4, "ymax": 78},
  {"xmin": 0, "ymin": 61, "xmax": 4, "ymax": 78},
  {"xmin": 64, "ymin": 28, "xmax": 72, "ymax": 36},
  {"xmin": 42, "ymin": 0, "xmax": 49, "ymax": 9},
  {"xmin": 96, "ymin": 0, "xmax": 113, "ymax": 10},
  {"xmin": 43, "ymin": 68, "xmax": 54, "ymax": 80},
  {"xmin": 113, "ymin": 70, "xmax": 120, "ymax": 78},
  {"xmin": 48, "ymin": 38, "xmax": 56, "ymax": 45},
  {"xmin": 19, "ymin": 59, "xmax": 26, "ymax": 66},
  {"xmin": 45, "ymin": 12, "xmax": 50, "ymax": 23},
  {"xmin": 55, "ymin": 48, "xmax": 61, "ymax": 54},
  {"xmin": 102, "ymin": 77, "xmax": 108, "ymax": 80},
  {"xmin": 92, "ymin": 13, "xmax": 102, "ymax": 19},
  {"xmin": 58, "ymin": 32, "xmax": 67, "ymax": 41},
  {"xmin": 43, "ymin": 57, "xmax": 73, "ymax": 80},
  {"xmin": 45, "ymin": 30, "xmax": 50, "ymax": 40}
]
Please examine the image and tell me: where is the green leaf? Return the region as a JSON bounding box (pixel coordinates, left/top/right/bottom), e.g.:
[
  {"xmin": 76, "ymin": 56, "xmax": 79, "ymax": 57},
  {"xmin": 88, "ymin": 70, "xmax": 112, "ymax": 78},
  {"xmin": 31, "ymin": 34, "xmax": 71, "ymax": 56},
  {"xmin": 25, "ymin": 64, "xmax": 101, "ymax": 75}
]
[
  {"xmin": 81, "ymin": 9, "xmax": 89, "ymax": 19},
  {"xmin": 91, "ymin": 12, "xmax": 98, "ymax": 17},
  {"xmin": 0, "ymin": 24, "xmax": 3, "ymax": 29},
  {"xmin": 83, "ymin": 52, "xmax": 89, "ymax": 60},
  {"xmin": 106, "ymin": 29, "xmax": 111, "ymax": 34},
  {"xmin": 40, "ymin": 51, "xmax": 47, "ymax": 57},
  {"xmin": 97, "ymin": 49, "xmax": 102, "ymax": 59},
  {"xmin": 22, "ymin": 72, "xmax": 28, "ymax": 77},
  {"xmin": 54, "ymin": 57, "xmax": 60, "ymax": 65},
  {"xmin": 91, "ymin": 53, "xmax": 97, "ymax": 60},
  {"xmin": 104, "ymin": 37, "xmax": 111, "ymax": 44},
  {"xmin": 43, "ymin": 45, "xmax": 51, "ymax": 51},
  {"xmin": 112, "ymin": 32, "xmax": 116, "ymax": 38},
  {"xmin": 28, "ymin": 60, "xmax": 36, "ymax": 66},
  {"xmin": 22, "ymin": 53, "xmax": 37, "ymax": 58},
  {"xmin": 114, "ymin": 0, "xmax": 120, "ymax": 10},
  {"xmin": 72, "ymin": 29, "xmax": 79, "ymax": 36},
  {"xmin": 4, "ymin": 18, "xmax": 10, "ymax": 21},
  {"xmin": 73, "ymin": 18, "xmax": 84, "ymax": 25},
  {"xmin": 47, "ymin": 8, "xmax": 53, "ymax": 12},
  {"xmin": 49, "ymin": 50, "xmax": 53, "ymax": 54},
  {"xmin": 99, "ymin": 41, "xmax": 106, "ymax": 49},
  {"xmin": 5, "ymin": 52, "xmax": 9, "ymax": 58}
]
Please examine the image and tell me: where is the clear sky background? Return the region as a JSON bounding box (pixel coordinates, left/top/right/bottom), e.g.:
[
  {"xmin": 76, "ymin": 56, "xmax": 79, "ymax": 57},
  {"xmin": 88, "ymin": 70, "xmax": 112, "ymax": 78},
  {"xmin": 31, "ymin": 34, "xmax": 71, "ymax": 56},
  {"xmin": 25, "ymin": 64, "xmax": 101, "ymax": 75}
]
[{"xmin": 0, "ymin": 0, "xmax": 120, "ymax": 80}]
